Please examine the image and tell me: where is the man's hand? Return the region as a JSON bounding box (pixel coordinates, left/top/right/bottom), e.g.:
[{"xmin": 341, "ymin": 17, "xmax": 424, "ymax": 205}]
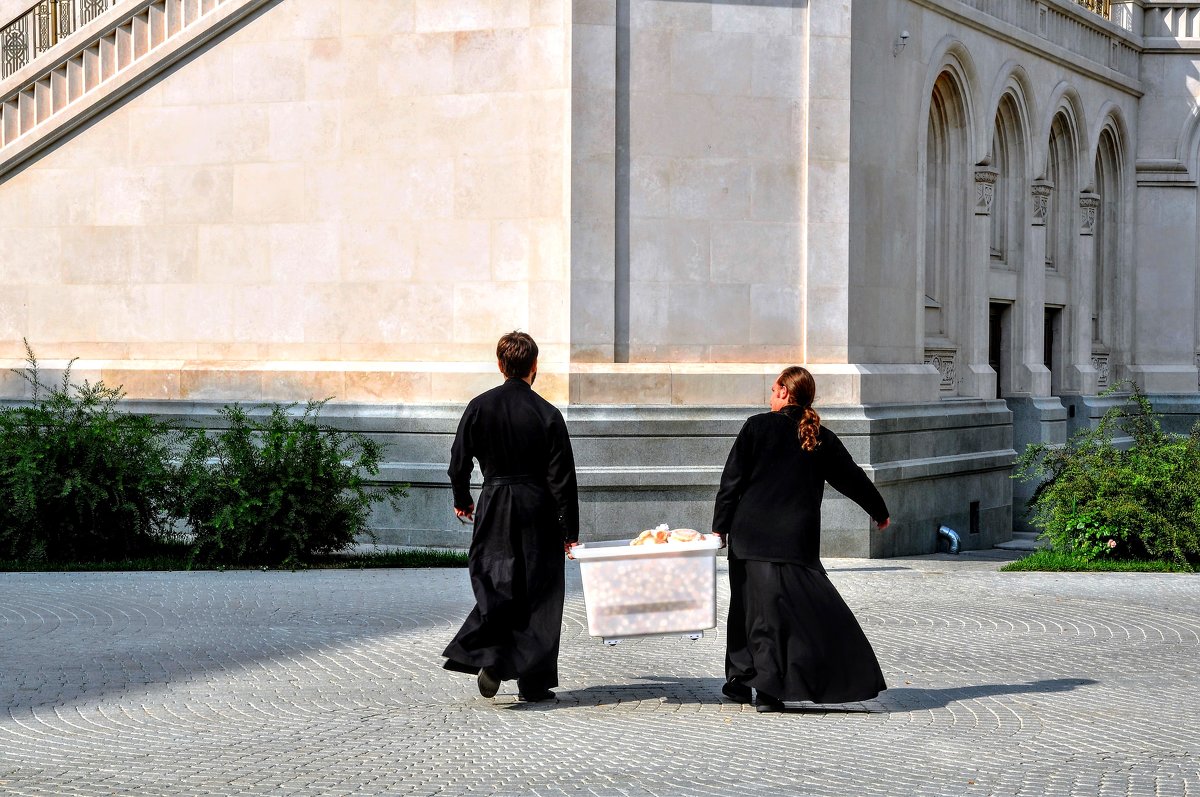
[
  {"xmin": 711, "ymin": 532, "xmax": 726, "ymax": 549},
  {"xmin": 565, "ymin": 541, "xmax": 579, "ymax": 559},
  {"xmin": 875, "ymin": 517, "xmax": 890, "ymax": 531},
  {"xmin": 454, "ymin": 505, "xmax": 474, "ymax": 523}
]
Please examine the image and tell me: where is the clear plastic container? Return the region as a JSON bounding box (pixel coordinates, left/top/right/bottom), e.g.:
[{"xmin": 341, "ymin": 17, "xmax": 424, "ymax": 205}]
[{"xmin": 572, "ymin": 535, "xmax": 720, "ymax": 639}]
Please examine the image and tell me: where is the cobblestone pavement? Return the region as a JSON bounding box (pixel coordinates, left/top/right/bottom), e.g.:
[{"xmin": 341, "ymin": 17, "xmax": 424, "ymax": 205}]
[{"xmin": 1, "ymin": 553, "xmax": 1198, "ymax": 797}]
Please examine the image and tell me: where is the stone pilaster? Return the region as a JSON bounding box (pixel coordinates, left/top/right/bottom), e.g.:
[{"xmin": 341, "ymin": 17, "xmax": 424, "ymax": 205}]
[
  {"xmin": 959, "ymin": 166, "xmax": 1000, "ymax": 398},
  {"xmin": 1016, "ymin": 180, "xmax": 1053, "ymax": 397},
  {"xmin": 1066, "ymin": 192, "xmax": 1101, "ymax": 395}
]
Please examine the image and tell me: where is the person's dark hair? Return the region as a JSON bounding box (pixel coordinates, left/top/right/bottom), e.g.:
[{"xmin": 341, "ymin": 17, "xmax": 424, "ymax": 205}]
[
  {"xmin": 497, "ymin": 331, "xmax": 538, "ymax": 379},
  {"xmin": 777, "ymin": 365, "xmax": 821, "ymax": 452}
]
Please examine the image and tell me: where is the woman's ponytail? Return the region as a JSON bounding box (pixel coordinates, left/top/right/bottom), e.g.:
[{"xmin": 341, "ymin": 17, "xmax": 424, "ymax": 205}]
[
  {"xmin": 797, "ymin": 405, "xmax": 821, "ymax": 452},
  {"xmin": 776, "ymin": 365, "xmax": 821, "ymax": 452}
]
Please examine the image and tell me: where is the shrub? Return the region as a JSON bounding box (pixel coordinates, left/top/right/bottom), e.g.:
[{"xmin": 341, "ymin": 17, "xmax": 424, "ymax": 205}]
[
  {"xmin": 176, "ymin": 401, "xmax": 406, "ymax": 568},
  {"xmin": 0, "ymin": 343, "xmax": 181, "ymax": 562},
  {"xmin": 1015, "ymin": 383, "xmax": 1200, "ymax": 565}
]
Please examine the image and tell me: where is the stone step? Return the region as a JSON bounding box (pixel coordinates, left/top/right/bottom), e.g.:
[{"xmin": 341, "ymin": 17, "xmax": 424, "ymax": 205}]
[{"xmin": 994, "ymin": 532, "xmax": 1046, "ymax": 552}]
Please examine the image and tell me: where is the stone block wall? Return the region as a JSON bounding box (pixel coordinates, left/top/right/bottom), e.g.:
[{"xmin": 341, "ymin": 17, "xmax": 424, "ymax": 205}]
[{"xmin": 0, "ymin": 0, "xmax": 574, "ymax": 400}]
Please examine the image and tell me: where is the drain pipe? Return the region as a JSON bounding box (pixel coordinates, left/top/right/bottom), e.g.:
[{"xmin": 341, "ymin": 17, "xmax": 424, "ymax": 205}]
[{"xmin": 937, "ymin": 525, "xmax": 961, "ymax": 554}]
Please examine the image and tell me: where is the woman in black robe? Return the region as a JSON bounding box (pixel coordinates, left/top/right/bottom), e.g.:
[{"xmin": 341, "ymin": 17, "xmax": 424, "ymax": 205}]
[
  {"xmin": 712, "ymin": 365, "xmax": 890, "ymax": 713},
  {"xmin": 442, "ymin": 332, "xmax": 579, "ymax": 702}
]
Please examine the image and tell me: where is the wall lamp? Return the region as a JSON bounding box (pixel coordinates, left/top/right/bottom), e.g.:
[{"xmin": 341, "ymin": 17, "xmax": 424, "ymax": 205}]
[{"xmin": 893, "ymin": 30, "xmax": 910, "ymax": 57}]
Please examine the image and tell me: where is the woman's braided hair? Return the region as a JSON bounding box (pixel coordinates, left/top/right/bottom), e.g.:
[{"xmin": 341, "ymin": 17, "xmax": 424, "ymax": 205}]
[{"xmin": 777, "ymin": 365, "xmax": 821, "ymax": 452}]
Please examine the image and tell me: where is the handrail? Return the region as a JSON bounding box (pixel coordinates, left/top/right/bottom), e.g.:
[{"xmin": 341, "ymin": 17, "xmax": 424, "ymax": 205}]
[{"xmin": 2, "ymin": 0, "xmax": 118, "ymax": 78}]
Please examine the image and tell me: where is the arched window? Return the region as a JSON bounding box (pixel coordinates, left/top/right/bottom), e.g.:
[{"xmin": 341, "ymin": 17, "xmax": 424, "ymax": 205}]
[
  {"xmin": 990, "ymin": 116, "xmax": 1008, "ymax": 262},
  {"xmin": 990, "ymin": 93, "xmax": 1026, "ymax": 269},
  {"xmin": 924, "ymin": 72, "xmax": 969, "ymax": 344},
  {"xmin": 1094, "ymin": 127, "xmax": 1121, "ymax": 349},
  {"xmin": 1046, "ymin": 114, "xmax": 1076, "ymax": 272}
]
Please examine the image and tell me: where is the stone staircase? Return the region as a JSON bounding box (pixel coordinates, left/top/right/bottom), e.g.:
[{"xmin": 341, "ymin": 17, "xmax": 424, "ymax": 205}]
[{"xmin": 0, "ymin": 0, "xmax": 272, "ymax": 179}]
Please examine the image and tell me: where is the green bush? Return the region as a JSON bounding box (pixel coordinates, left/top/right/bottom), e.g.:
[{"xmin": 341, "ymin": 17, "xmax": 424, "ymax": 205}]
[
  {"xmin": 1015, "ymin": 383, "xmax": 1200, "ymax": 565},
  {"xmin": 0, "ymin": 343, "xmax": 180, "ymax": 562},
  {"xmin": 176, "ymin": 401, "xmax": 406, "ymax": 568}
]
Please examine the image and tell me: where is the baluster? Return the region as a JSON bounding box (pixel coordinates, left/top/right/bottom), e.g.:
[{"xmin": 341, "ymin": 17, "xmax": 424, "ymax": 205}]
[
  {"xmin": 148, "ymin": 2, "xmax": 165, "ymax": 49},
  {"xmin": 33, "ymin": 76, "xmax": 50, "ymax": 123},
  {"xmin": 18, "ymin": 86, "xmax": 35, "ymax": 134},
  {"xmin": 115, "ymin": 20, "xmax": 131, "ymax": 69},
  {"xmin": 1, "ymin": 99, "xmax": 18, "ymax": 145},
  {"xmin": 49, "ymin": 64, "xmax": 67, "ymax": 113},
  {"xmin": 131, "ymin": 12, "xmax": 148, "ymax": 58},
  {"xmin": 182, "ymin": 0, "xmax": 201, "ymax": 27},
  {"xmin": 82, "ymin": 40, "xmax": 99, "ymax": 89},
  {"xmin": 66, "ymin": 54, "xmax": 83, "ymax": 102},
  {"xmin": 98, "ymin": 30, "xmax": 114, "ymax": 80},
  {"xmin": 166, "ymin": 0, "xmax": 181, "ymax": 37}
]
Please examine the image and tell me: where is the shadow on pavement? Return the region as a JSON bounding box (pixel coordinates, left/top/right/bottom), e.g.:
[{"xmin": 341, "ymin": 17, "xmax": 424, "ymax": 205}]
[
  {"xmin": 541, "ymin": 676, "xmax": 1098, "ymax": 712},
  {"xmin": 873, "ymin": 677, "xmax": 1099, "ymax": 712},
  {"xmin": 825, "ymin": 566, "xmax": 913, "ymax": 573}
]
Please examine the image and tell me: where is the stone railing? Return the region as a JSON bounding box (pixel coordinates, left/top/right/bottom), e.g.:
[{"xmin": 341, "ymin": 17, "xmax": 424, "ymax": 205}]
[
  {"xmin": 1, "ymin": 0, "xmax": 270, "ymax": 177},
  {"xmin": 954, "ymin": 0, "xmax": 1139, "ymax": 81},
  {"xmin": 1144, "ymin": 3, "xmax": 1200, "ymax": 39},
  {"xmin": 2, "ymin": 0, "xmax": 119, "ymax": 79}
]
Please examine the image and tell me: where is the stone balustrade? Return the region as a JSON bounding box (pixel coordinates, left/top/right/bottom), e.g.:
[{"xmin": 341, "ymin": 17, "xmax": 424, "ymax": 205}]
[
  {"xmin": 945, "ymin": 0, "xmax": 1138, "ymax": 82},
  {"xmin": 1143, "ymin": 2, "xmax": 1200, "ymax": 48},
  {"xmin": 0, "ymin": 0, "xmax": 269, "ymax": 177},
  {"xmin": 1, "ymin": 0, "xmax": 118, "ymax": 79}
]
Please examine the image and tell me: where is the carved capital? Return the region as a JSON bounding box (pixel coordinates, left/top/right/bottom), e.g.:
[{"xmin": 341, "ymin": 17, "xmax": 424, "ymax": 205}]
[
  {"xmin": 1031, "ymin": 180, "xmax": 1054, "ymax": 226},
  {"xmin": 974, "ymin": 167, "xmax": 1000, "ymax": 216},
  {"xmin": 1079, "ymin": 192, "xmax": 1100, "ymax": 236}
]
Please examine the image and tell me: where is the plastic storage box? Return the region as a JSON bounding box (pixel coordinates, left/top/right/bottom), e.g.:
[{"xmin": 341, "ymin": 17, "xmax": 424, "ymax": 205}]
[{"xmin": 572, "ymin": 536, "xmax": 720, "ymax": 640}]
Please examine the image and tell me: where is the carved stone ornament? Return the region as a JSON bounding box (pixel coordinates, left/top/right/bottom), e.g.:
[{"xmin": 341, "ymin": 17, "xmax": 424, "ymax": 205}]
[
  {"xmin": 1091, "ymin": 352, "xmax": 1110, "ymax": 388},
  {"xmin": 924, "ymin": 348, "xmax": 957, "ymax": 391},
  {"xmin": 1031, "ymin": 180, "xmax": 1053, "ymax": 226},
  {"xmin": 1079, "ymin": 192, "xmax": 1100, "ymax": 236},
  {"xmin": 974, "ymin": 167, "xmax": 1000, "ymax": 216}
]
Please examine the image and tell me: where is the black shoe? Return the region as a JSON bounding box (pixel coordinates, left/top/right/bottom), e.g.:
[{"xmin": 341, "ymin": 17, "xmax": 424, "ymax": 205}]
[
  {"xmin": 518, "ymin": 689, "xmax": 556, "ymax": 703},
  {"xmin": 755, "ymin": 692, "xmax": 784, "ymax": 713},
  {"xmin": 721, "ymin": 681, "xmax": 752, "ymax": 704},
  {"xmin": 477, "ymin": 668, "xmax": 500, "ymax": 698}
]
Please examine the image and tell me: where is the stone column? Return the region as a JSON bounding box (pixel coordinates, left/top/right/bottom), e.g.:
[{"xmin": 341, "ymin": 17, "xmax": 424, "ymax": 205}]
[
  {"xmin": 1016, "ymin": 179, "xmax": 1053, "ymax": 397},
  {"xmin": 1066, "ymin": 191, "xmax": 1101, "ymax": 396},
  {"xmin": 959, "ymin": 166, "xmax": 1000, "ymax": 398}
]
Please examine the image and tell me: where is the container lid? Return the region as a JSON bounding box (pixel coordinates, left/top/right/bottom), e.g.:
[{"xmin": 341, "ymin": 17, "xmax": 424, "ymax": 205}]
[{"xmin": 572, "ymin": 536, "xmax": 721, "ymax": 562}]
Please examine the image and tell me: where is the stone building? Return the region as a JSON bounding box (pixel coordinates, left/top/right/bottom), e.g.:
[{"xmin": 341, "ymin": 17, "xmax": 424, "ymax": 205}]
[{"xmin": 1, "ymin": 0, "xmax": 1197, "ymax": 555}]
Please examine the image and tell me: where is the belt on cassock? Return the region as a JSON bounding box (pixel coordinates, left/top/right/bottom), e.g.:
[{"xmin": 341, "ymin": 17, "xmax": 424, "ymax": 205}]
[{"xmin": 482, "ymin": 474, "xmax": 540, "ymax": 486}]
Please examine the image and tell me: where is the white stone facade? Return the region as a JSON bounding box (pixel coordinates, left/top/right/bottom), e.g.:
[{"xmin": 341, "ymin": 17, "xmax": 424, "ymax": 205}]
[{"xmin": 1, "ymin": 0, "xmax": 1199, "ymax": 554}]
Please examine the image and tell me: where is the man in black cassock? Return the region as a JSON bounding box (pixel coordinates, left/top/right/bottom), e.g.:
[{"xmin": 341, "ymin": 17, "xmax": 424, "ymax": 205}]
[{"xmin": 442, "ymin": 331, "xmax": 579, "ymax": 702}]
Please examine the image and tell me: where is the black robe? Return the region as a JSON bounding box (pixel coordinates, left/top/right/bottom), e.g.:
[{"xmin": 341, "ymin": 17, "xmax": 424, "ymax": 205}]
[
  {"xmin": 442, "ymin": 378, "xmax": 579, "ymax": 692},
  {"xmin": 713, "ymin": 406, "xmax": 889, "ymax": 703}
]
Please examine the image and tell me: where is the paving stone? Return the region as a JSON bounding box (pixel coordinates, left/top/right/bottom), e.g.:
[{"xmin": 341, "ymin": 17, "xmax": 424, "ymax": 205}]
[{"xmin": 0, "ymin": 557, "xmax": 1197, "ymax": 796}]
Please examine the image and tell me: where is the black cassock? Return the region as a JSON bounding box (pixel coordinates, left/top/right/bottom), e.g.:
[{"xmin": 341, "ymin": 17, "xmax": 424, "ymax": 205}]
[
  {"xmin": 713, "ymin": 405, "xmax": 890, "ymax": 703},
  {"xmin": 442, "ymin": 377, "xmax": 579, "ymax": 692}
]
